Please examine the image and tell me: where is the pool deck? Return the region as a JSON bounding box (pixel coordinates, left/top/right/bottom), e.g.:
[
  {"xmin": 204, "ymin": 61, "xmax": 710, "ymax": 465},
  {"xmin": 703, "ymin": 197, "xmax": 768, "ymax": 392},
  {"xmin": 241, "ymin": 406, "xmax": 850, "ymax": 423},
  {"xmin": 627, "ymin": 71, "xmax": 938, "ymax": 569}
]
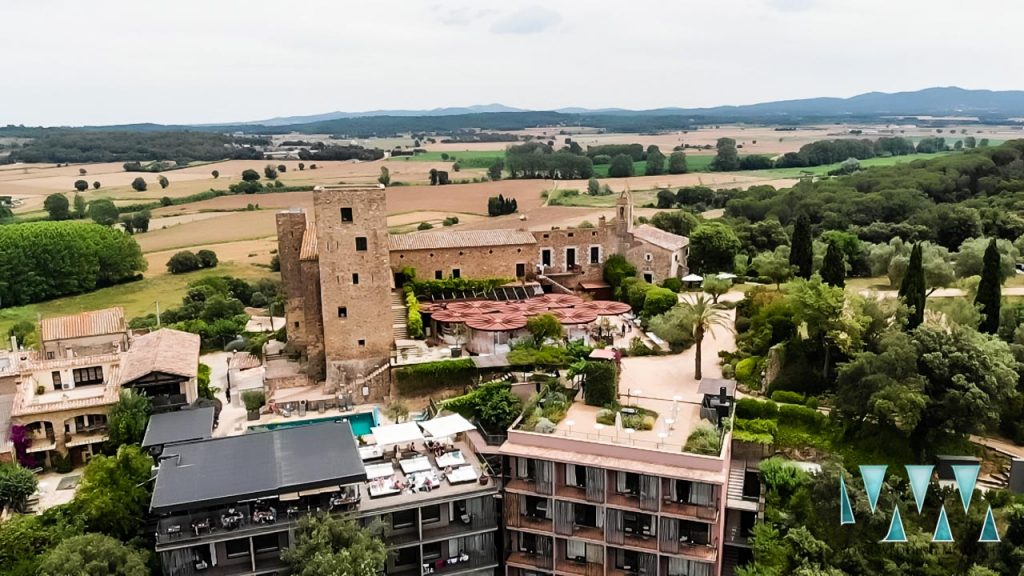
[{"xmin": 217, "ymin": 403, "xmax": 380, "ymax": 438}]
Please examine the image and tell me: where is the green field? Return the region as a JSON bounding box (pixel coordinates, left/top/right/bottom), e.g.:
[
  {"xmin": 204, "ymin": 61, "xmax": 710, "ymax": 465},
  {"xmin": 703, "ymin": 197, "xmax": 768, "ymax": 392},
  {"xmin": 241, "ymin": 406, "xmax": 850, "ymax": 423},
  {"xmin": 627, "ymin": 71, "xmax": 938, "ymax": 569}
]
[
  {"xmin": 0, "ymin": 262, "xmax": 273, "ymax": 336},
  {"xmin": 393, "ymin": 150, "xmax": 505, "ymax": 168},
  {"xmin": 591, "ymin": 155, "xmax": 715, "ymax": 178}
]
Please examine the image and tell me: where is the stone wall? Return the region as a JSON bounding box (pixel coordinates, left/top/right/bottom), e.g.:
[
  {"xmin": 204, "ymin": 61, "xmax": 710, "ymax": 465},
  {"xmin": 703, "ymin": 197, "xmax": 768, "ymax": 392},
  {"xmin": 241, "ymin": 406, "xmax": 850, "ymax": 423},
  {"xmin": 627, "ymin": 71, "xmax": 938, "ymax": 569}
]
[
  {"xmin": 275, "ymin": 211, "xmax": 308, "ymax": 348},
  {"xmin": 391, "ymin": 243, "xmax": 533, "ymax": 281}
]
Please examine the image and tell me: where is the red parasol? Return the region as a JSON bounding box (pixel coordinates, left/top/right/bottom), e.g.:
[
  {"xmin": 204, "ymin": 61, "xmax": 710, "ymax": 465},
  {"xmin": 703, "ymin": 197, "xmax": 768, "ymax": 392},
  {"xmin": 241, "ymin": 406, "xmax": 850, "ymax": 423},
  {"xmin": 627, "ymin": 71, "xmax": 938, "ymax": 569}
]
[
  {"xmin": 447, "ymin": 300, "xmax": 505, "ymax": 314},
  {"xmin": 577, "ymin": 300, "xmax": 633, "ymax": 316},
  {"xmin": 550, "ymin": 308, "xmax": 599, "ymax": 325},
  {"xmin": 536, "ymin": 293, "xmax": 585, "ymax": 308},
  {"xmin": 503, "ymin": 300, "xmax": 551, "ymax": 315},
  {"xmin": 465, "ymin": 313, "xmax": 528, "ymax": 332},
  {"xmin": 430, "ymin": 309, "xmax": 487, "ymax": 323}
]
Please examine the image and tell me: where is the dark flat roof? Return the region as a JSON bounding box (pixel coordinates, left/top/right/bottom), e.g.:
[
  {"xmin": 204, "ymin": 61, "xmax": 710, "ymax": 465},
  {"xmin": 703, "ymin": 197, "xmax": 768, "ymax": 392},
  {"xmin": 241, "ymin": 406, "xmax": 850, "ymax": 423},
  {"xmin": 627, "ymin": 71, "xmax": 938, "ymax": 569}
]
[
  {"xmin": 142, "ymin": 407, "xmax": 215, "ymax": 448},
  {"xmin": 697, "ymin": 378, "xmax": 737, "ymax": 398},
  {"xmin": 150, "ymin": 421, "xmax": 366, "ymax": 514}
]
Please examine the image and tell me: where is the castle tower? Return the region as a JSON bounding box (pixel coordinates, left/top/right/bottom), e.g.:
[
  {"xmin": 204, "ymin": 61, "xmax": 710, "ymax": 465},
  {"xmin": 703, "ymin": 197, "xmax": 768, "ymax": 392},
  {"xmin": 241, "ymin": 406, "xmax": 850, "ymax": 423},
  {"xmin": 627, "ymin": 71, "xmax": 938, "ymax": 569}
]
[
  {"xmin": 615, "ymin": 188, "xmax": 634, "ymax": 254},
  {"xmin": 615, "ymin": 188, "xmax": 634, "ymax": 236},
  {"xmin": 275, "ymin": 209, "xmax": 309, "ymax": 349},
  {"xmin": 313, "ymin": 185, "xmax": 393, "ymax": 385}
]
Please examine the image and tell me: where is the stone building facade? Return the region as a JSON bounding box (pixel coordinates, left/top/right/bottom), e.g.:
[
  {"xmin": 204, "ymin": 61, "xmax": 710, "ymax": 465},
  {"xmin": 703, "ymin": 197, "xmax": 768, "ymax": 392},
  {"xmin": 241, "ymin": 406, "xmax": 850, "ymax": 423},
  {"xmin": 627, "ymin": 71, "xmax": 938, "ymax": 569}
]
[{"xmin": 276, "ymin": 186, "xmax": 689, "ymax": 384}]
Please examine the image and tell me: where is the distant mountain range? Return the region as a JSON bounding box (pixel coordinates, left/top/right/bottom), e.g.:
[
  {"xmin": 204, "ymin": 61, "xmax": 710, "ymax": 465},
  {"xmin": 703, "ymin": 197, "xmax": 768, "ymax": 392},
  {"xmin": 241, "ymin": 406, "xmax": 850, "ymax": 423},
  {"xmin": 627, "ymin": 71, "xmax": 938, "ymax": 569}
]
[{"xmin": 246, "ymin": 87, "xmax": 1024, "ymax": 126}]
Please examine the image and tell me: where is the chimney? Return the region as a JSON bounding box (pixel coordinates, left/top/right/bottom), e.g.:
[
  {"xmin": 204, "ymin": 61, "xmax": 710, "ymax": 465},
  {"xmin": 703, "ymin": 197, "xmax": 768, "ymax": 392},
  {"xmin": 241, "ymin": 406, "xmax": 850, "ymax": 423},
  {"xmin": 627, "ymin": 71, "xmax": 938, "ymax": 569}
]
[
  {"xmin": 719, "ymin": 386, "xmax": 727, "ymax": 403},
  {"xmin": 598, "ymin": 215, "xmax": 607, "ymax": 228}
]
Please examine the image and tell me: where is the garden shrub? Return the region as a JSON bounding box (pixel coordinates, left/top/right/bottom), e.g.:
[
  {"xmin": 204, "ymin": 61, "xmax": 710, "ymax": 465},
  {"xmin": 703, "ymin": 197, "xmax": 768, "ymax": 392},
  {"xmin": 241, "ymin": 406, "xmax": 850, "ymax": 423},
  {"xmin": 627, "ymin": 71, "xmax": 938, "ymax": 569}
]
[
  {"xmin": 405, "ymin": 290, "xmax": 424, "ymax": 339},
  {"xmin": 778, "ymin": 404, "xmax": 826, "ymax": 428},
  {"xmin": 395, "ymin": 358, "xmax": 477, "ymax": 394},
  {"xmin": 684, "ymin": 422, "xmax": 722, "ymax": 455},
  {"xmin": 759, "ymin": 457, "xmax": 809, "ymax": 500},
  {"xmin": 661, "ymin": 277, "xmax": 683, "ymax": 293},
  {"xmin": 583, "ymin": 361, "xmax": 617, "ymax": 407},
  {"xmin": 735, "ymin": 398, "xmax": 778, "ymax": 420},
  {"xmin": 769, "ymin": 390, "xmax": 805, "ymax": 405},
  {"xmin": 735, "ymin": 356, "xmax": 760, "ymax": 384}
]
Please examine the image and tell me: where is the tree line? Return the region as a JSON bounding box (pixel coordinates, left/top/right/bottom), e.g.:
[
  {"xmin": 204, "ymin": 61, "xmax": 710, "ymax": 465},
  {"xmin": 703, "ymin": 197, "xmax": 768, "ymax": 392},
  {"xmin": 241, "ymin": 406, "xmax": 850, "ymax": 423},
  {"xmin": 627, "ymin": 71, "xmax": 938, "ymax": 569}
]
[{"xmin": 4, "ymin": 131, "xmax": 268, "ymax": 164}]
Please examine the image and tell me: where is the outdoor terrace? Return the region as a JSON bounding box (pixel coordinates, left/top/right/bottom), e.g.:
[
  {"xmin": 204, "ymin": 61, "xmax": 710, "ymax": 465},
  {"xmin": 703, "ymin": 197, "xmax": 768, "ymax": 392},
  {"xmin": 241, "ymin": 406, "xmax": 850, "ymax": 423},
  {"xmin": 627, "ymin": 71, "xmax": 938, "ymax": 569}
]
[{"xmin": 359, "ymin": 436, "xmax": 498, "ymax": 513}]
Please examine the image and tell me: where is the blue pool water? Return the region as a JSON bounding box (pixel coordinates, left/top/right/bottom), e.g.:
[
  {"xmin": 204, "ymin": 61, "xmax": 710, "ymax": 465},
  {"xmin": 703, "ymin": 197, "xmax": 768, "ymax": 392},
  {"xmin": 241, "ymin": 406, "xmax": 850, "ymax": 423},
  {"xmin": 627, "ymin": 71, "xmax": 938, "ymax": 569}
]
[{"xmin": 248, "ymin": 408, "xmax": 379, "ymax": 436}]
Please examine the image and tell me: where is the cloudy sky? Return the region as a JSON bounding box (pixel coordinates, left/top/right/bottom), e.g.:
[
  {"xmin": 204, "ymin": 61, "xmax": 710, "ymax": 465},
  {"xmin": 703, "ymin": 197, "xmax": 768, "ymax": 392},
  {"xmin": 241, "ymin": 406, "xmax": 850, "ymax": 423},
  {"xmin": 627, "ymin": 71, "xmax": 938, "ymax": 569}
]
[{"xmin": 2, "ymin": 0, "xmax": 1021, "ymax": 126}]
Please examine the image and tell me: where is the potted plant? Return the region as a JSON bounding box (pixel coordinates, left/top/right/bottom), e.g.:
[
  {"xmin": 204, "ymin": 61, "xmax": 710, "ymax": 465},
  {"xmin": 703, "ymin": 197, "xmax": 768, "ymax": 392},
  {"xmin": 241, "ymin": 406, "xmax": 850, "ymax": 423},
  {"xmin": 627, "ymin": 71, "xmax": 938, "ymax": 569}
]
[
  {"xmin": 35, "ymin": 384, "xmax": 46, "ymax": 395},
  {"xmin": 451, "ymin": 323, "xmax": 468, "ymax": 357},
  {"xmin": 242, "ymin": 390, "xmax": 266, "ymax": 421}
]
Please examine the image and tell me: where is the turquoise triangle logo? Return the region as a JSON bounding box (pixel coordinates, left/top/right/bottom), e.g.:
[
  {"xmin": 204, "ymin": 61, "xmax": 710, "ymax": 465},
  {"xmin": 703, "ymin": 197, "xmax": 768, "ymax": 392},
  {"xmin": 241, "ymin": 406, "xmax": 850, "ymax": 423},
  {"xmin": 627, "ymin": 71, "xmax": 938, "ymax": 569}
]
[
  {"xmin": 839, "ymin": 474, "xmax": 855, "ymax": 525},
  {"xmin": 979, "ymin": 505, "xmax": 1000, "ymax": 543},
  {"xmin": 906, "ymin": 465, "xmax": 933, "ymax": 513},
  {"xmin": 882, "ymin": 505, "xmax": 907, "ymax": 543},
  {"xmin": 860, "ymin": 465, "xmax": 887, "ymax": 514},
  {"xmin": 932, "ymin": 505, "xmax": 954, "ymax": 542},
  {"xmin": 952, "ymin": 465, "xmax": 980, "ymax": 512}
]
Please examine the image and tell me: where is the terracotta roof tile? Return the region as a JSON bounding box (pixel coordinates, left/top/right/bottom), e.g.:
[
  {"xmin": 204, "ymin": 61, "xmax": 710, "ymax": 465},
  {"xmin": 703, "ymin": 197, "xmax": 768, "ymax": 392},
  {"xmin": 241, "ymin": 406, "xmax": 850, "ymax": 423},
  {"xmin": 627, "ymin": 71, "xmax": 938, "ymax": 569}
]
[
  {"xmin": 632, "ymin": 224, "xmax": 689, "ymax": 251},
  {"xmin": 299, "ymin": 222, "xmax": 318, "ymax": 261},
  {"xmin": 389, "ymin": 229, "xmax": 536, "ymax": 251},
  {"xmin": 119, "ymin": 329, "xmax": 200, "ymax": 384},
  {"xmin": 40, "ymin": 307, "xmax": 126, "ymax": 342}
]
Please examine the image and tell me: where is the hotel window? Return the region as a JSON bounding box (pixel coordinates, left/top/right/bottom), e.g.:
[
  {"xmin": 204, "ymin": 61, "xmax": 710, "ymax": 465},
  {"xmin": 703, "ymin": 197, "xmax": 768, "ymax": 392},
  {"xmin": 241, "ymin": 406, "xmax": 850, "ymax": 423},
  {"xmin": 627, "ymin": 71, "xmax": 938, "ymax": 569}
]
[
  {"xmin": 566, "ymin": 539, "xmax": 585, "ymax": 561},
  {"xmin": 253, "ymin": 534, "xmax": 280, "ymax": 554},
  {"xmin": 645, "ymin": 253, "xmax": 653, "ymax": 262},
  {"xmin": 643, "ymin": 272, "xmax": 654, "ymax": 283},
  {"xmin": 224, "ymin": 538, "xmax": 249, "ymax": 559},
  {"xmin": 435, "ymin": 270, "xmax": 443, "ymax": 280},
  {"xmin": 516, "ymin": 263, "xmax": 526, "ymax": 277},
  {"xmin": 617, "ymin": 472, "xmax": 640, "ymax": 495},
  {"xmin": 451, "ymin": 268, "xmax": 461, "ymax": 278},
  {"xmin": 392, "ymin": 509, "xmax": 416, "ymax": 529},
  {"xmin": 355, "ymin": 237, "xmax": 368, "ymax": 251},
  {"xmin": 73, "ymin": 367, "xmax": 104, "ymax": 386},
  {"xmin": 340, "ymin": 207, "xmax": 353, "ymax": 222},
  {"xmin": 541, "ymin": 249, "xmax": 552, "ymax": 267},
  {"xmin": 352, "ymin": 273, "xmax": 360, "ymax": 285},
  {"xmin": 589, "ymin": 246, "xmax": 600, "ymax": 264},
  {"xmin": 358, "ymin": 339, "xmax": 366, "ymax": 347},
  {"xmin": 338, "ymin": 307, "xmax": 348, "ymax": 318},
  {"xmin": 51, "ymin": 371, "xmax": 62, "ymax": 389},
  {"xmin": 421, "ymin": 504, "xmax": 441, "ymax": 524},
  {"xmin": 395, "ymin": 546, "xmax": 419, "ymax": 566},
  {"xmin": 422, "ymin": 542, "xmax": 442, "ymax": 561}
]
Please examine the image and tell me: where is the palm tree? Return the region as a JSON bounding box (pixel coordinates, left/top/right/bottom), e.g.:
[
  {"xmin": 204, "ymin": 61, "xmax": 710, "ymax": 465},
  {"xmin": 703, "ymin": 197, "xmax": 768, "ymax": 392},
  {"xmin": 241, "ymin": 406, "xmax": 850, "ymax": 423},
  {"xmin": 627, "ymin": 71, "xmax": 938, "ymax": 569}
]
[{"xmin": 679, "ymin": 294, "xmax": 732, "ymax": 381}]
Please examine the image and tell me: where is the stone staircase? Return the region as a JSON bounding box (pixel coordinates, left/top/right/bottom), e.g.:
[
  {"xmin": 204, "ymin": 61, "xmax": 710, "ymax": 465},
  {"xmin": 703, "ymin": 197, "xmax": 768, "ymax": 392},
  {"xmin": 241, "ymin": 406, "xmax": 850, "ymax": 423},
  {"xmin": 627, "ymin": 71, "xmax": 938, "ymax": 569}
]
[
  {"xmin": 391, "ymin": 291, "xmax": 408, "ymax": 340},
  {"xmin": 727, "ymin": 464, "xmax": 747, "ymax": 502}
]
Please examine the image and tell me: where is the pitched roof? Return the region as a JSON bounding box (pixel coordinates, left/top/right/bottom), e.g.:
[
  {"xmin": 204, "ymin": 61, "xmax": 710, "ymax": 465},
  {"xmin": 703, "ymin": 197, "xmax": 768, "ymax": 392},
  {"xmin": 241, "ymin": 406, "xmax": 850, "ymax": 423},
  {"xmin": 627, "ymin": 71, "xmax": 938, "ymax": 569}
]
[
  {"xmin": 119, "ymin": 329, "xmax": 200, "ymax": 385},
  {"xmin": 632, "ymin": 224, "xmax": 689, "ymax": 252},
  {"xmin": 150, "ymin": 421, "xmax": 366, "ymax": 513},
  {"xmin": 142, "ymin": 407, "xmax": 215, "ymax": 448},
  {"xmin": 299, "ymin": 222, "xmax": 318, "ymax": 261},
  {"xmin": 40, "ymin": 307, "xmax": 126, "ymax": 342},
  {"xmin": 389, "ymin": 229, "xmax": 537, "ymax": 251}
]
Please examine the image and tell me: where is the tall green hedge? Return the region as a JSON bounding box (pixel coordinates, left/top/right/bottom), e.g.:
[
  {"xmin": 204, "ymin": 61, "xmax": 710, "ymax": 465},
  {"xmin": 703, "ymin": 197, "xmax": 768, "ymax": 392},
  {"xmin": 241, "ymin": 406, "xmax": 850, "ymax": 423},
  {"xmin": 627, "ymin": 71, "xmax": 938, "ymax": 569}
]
[
  {"xmin": 395, "ymin": 358, "xmax": 477, "ymax": 395},
  {"xmin": 0, "ymin": 221, "xmax": 146, "ymax": 306},
  {"xmin": 583, "ymin": 361, "xmax": 617, "ymax": 406},
  {"xmin": 408, "ymin": 277, "xmax": 512, "ymax": 297},
  {"xmin": 405, "ymin": 290, "xmax": 424, "ymax": 339}
]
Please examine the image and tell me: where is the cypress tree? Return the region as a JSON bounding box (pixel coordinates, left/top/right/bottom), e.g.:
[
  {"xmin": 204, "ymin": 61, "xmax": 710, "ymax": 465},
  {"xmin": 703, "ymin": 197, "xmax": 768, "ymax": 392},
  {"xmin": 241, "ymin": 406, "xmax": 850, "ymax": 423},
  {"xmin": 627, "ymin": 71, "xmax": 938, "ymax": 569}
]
[
  {"xmin": 790, "ymin": 214, "xmax": 813, "ymax": 279},
  {"xmin": 976, "ymin": 238, "xmax": 1002, "ymax": 334},
  {"xmin": 898, "ymin": 243, "xmax": 926, "ymax": 329},
  {"xmin": 821, "ymin": 241, "xmax": 846, "ymax": 287}
]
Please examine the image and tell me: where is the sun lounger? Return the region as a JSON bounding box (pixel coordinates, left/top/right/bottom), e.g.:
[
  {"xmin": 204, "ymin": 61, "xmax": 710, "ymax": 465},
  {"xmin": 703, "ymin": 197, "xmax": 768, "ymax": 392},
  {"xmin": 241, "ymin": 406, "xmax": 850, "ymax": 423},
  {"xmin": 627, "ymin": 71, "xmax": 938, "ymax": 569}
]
[
  {"xmin": 436, "ymin": 450, "xmax": 467, "ymax": 468},
  {"xmin": 365, "ymin": 463, "xmax": 396, "ymax": 480},
  {"xmin": 399, "ymin": 455, "xmax": 431, "ymax": 474},
  {"xmin": 445, "ymin": 466, "xmax": 479, "ymax": 484}
]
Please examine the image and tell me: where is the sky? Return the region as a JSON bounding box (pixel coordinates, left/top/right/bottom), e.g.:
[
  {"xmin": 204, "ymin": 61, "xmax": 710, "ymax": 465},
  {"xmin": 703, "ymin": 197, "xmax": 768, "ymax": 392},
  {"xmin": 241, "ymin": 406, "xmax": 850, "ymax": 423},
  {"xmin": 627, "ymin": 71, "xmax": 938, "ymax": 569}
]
[{"xmin": 2, "ymin": 0, "xmax": 1022, "ymax": 126}]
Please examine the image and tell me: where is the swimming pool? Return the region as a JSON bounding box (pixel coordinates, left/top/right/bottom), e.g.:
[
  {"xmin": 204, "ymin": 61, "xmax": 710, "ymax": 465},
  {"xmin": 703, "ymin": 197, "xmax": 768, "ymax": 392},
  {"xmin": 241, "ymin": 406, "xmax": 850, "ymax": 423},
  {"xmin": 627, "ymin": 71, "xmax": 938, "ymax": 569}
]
[{"xmin": 248, "ymin": 408, "xmax": 380, "ymax": 436}]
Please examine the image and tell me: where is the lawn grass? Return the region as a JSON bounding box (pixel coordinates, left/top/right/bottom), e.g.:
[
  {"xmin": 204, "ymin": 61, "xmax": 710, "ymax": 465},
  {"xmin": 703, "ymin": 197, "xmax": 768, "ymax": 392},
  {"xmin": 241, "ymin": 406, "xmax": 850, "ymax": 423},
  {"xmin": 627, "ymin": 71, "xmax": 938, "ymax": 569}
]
[{"xmin": 0, "ymin": 262, "xmax": 273, "ymax": 335}]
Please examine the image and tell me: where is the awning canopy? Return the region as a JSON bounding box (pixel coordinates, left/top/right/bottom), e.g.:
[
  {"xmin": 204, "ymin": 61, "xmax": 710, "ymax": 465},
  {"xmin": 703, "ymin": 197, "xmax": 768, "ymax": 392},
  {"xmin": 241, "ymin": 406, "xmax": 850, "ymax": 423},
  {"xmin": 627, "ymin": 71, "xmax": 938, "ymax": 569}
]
[
  {"xmin": 370, "ymin": 422, "xmax": 424, "ymax": 446},
  {"xmin": 419, "ymin": 414, "xmax": 476, "ymax": 438},
  {"xmin": 716, "ymin": 273, "xmax": 738, "ymax": 280},
  {"xmin": 681, "ymin": 274, "xmax": 704, "ymax": 282}
]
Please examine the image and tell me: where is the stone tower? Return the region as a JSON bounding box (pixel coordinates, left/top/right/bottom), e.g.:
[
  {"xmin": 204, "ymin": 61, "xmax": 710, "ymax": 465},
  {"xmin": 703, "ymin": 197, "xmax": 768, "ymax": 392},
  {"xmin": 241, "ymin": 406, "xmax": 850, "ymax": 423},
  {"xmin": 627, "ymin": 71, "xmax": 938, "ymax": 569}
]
[
  {"xmin": 615, "ymin": 188, "xmax": 634, "ymax": 253},
  {"xmin": 313, "ymin": 185, "xmax": 393, "ymax": 386},
  {"xmin": 275, "ymin": 209, "xmax": 309, "ymax": 349}
]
